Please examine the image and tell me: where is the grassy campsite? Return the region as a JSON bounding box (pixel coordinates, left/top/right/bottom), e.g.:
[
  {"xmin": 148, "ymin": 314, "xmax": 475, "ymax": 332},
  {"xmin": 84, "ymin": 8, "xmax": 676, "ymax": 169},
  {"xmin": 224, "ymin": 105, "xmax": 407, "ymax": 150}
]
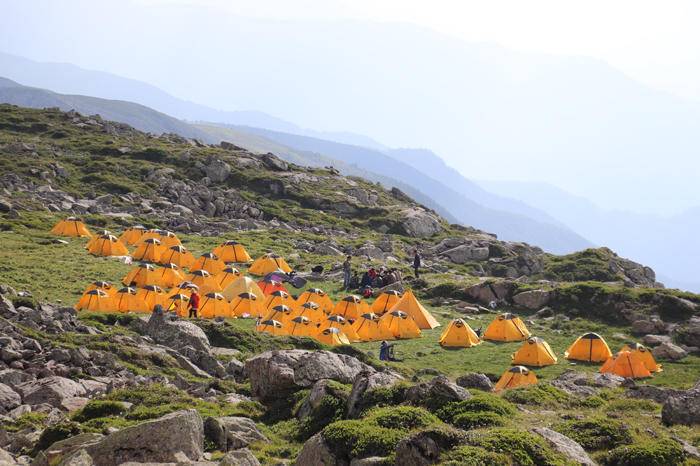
[{"xmin": 1, "ymin": 105, "xmax": 700, "ymax": 465}]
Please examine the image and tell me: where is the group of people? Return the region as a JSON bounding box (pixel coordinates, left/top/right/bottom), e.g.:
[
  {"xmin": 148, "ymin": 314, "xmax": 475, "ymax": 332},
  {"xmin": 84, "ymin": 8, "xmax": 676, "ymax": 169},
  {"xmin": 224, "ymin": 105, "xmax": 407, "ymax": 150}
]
[{"xmin": 342, "ymin": 249, "xmax": 422, "ymax": 292}]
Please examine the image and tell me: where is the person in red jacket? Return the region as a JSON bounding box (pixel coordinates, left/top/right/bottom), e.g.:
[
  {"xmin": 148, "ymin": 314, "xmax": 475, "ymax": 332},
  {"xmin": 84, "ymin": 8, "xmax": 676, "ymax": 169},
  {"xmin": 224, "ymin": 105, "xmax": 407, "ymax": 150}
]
[{"xmin": 188, "ymin": 290, "xmax": 200, "ymax": 318}]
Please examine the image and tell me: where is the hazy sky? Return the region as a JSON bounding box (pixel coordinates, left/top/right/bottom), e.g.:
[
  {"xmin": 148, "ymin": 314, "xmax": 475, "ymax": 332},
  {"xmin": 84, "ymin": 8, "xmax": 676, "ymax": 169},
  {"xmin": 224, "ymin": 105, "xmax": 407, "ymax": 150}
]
[{"xmin": 138, "ymin": 0, "xmax": 700, "ymax": 101}]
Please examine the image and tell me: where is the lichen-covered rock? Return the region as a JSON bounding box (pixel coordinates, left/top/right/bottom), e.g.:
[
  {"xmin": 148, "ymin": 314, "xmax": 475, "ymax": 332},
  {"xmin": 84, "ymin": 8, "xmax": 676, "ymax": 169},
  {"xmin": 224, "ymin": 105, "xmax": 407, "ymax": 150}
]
[
  {"xmin": 405, "ymin": 376, "xmax": 470, "ymax": 409},
  {"xmin": 0, "ymin": 382, "xmax": 21, "ymax": 413},
  {"xmin": 295, "ymin": 433, "xmax": 337, "ymax": 466},
  {"xmin": 662, "ymin": 387, "xmax": 700, "ymax": 426},
  {"xmin": 455, "ymin": 373, "xmax": 494, "ymax": 392},
  {"xmin": 346, "ymin": 370, "xmax": 403, "ymax": 418},
  {"xmin": 204, "ymin": 416, "xmax": 268, "ymax": 451},
  {"xmin": 16, "ymin": 377, "xmax": 86, "ymax": 410},
  {"xmin": 531, "ymin": 427, "xmax": 595, "ymax": 466}
]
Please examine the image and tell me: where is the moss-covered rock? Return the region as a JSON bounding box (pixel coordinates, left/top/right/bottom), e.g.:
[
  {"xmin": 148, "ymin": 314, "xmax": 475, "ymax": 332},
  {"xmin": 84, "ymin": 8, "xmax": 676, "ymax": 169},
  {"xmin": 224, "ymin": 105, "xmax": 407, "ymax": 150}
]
[
  {"xmin": 502, "ymin": 384, "xmax": 571, "ymax": 407},
  {"xmin": 556, "ymin": 417, "xmax": 633, "ymax": 450},
  {"xmin": 322, "ymin": 420, "xmax": 404, "ymax": 460},
  {"xmin": 467, "ymin": 428, "xmax": 567, "ymax": 466},
  {"xmin": 441, "ymin": 445, "xmax": 512, "ymax": 466},
  {"xmin": 604, "ymin": 438, "xmax": 685, "ymax": 466},
  {"xmin": 367, "ymin": 406, "xmax": 439, "ymax": 430}
]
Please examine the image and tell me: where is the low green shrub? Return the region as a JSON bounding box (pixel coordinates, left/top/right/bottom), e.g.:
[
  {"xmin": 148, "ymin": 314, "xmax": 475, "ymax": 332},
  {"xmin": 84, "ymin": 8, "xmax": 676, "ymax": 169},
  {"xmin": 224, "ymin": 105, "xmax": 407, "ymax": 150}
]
[
  {"xmin": 441, "ymin": 445, "xmax": 511, "ymax": 466},
  {"xmin": 297, "ymin": 394, "xmax": 346, "ymax": 440},
  {"xmin": 436, "ymin": 393, "xmax": 516, "ymax": 426},
  {"xmin": 604, "ymin": 439, "xmax": 685, "ymax": 466},
  {"xmin": 322, "ymin": 420, "xmax": 404, "ymax": 459},
  {"xmin": 367, "ymin": 406, "xmax": 438, "ymax": 430},
  {"xmin": 556, "ymin": 417, "xmax": 632, "ymax": 450},
  {"xmin": 468, "ymin": 428, "xmax": 565, "ymax": 466},
  {"xmin": 72, "ymin": 400, "xmax": 127, "ymax": 422},
  {"xmin": 502, "ymin": 384, "xmax": 570, "ymax": 407},
  {"xmin": 606, "ymin": 398, "xmax": 659, "ymax": 413},
  {"xmin": 355, "ymin": 381, "xmax": 411, "ymax": 415},
  {"xmin": 34, "ymin": 421, "xmax": 82, "ymax": 453},
  {"xmin": 452, "ymin": 411, "xmax": 506, "ymax": 430}
]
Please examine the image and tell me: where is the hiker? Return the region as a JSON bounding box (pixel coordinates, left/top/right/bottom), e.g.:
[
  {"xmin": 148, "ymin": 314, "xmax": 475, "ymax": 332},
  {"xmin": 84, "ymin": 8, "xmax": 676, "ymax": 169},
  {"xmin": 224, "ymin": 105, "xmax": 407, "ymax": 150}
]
[
  {"xmin": 188, "ymin": 289, "xmax": 200, "ymax": 318},
  {"xmin": 413, "ymin": 249, "xmax": 421, "ymax": 278},
  {"xmin": 475, "ymin": 326, "xmax": 483, "ymax": 338},
  {"xmin": 342, "ymin": 255, "xmax": 352, "ymax": 290},
  {"xmin": 379, "ymin": 340, "xmax": 389, "ymax": 361}
]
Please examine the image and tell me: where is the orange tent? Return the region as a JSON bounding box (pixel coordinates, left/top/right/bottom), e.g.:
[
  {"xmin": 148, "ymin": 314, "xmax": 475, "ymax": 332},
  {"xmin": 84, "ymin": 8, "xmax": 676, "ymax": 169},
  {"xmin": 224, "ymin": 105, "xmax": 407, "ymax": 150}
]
[
  {"xmin": 319, "ymin": 315, "xmax": 361, "ymax": 342},
  {"xmin": 133, "ymin": 229, "xmax": 161, "ymax": 245},
  {"xmin": 288, "ymin": 316, "xmax": 315, "ymax": 337},
  {"xmin": 257, "ymin": 319, "xmax": 285, "ymax": 336},
  {"xmin": 159, "ymin": 245, "xmax": 196, "ymax": 268},
  {"xmin": 83, "ymin": 281, "xmax": 116, "ymax": 297},
  {"xmin": 248, "ymin": 253, "xmax": 292, "ymax": 276},
  {"xmin": 620, "ymin": 343, "xmax": 662, "ymax": 373},
  {"xmin": 352, "ymin": 312, "xmax": 393, "ymax": 341},
  {"xmin": 199, "ymin": 292, "xmax": 233, "ymax": 319},
  {"xmin": 291, "ymin": 301, "xmax": 326, "ymax": 324},
  {"xmin": 186, "ymin": 270, "xmax": 221, "ymax": 295},
  {"xmin": 600, "ymin": 351, "xmax": 652, "ymax": 379},
  {"xmin": 371, "ymin": 290, "xmax": 402, "ymax": 314},
  {"xmin": 388, "ymin": 290, "xmax": 439, "ymax": 329},
  {"xmin": 495, "ymin": 366, "xmax": 538, "ymax": 391},
  {"xmin": 170, "ymin": 281, "xmax": 199, "ymax": 298},
  {"xmin": 263, "ymin": 290, "xmax": 295, "ymax": 313},
  {"xmin": 134, "ymin": 285, "xmax": 167, "ymax": 312},
  {"xmin": 112, "ymin": 287, "xmax": 145, "ymax": 313},
  {"xmin": 165, "ymin": 293, "xmax": 190, "ymax": 317},
  {"xmin": 378, "ymin": 310, "xmax": 422, "ymax": 339},
  {"xmin": 75, "ymin": 289, "xmax": 113, "ymax": 312},
  {"xmin": 257, "ymin": 277, "xmax": 288, "ymax": 296},
  {"xmin": 315, "ymin": 327, "xmax": 350, "ymax": 346},
  {"xmin": 118, "ymin": 225, "xmax": 147, "ymax": 245},
  {"xmin": 87, "ymin": 234, "xmax": 129, "ymax": 257},
  {"xmin": 296, "ymin": 288, "xmax": 334, "ymax": 314},
  {"xmin": 154, "ymin": 263, "xmax": 186, "ymax": 288},
  {"xmin": 158, "ymin": 230, "xmax": 182, "ymax": 249},
  {"xmin": 122, "ymin": 263, "xmax": 159, "ymax": 288},
  {"xmin": 50, "ymin": 217, "xmax": 92, "ymax": 238},
  {"xmin": 132, "ymin": 238, "xmax": 165, "ymax": 262},
  {"xmin": 230, "ymin": 292, "xmax": 265, "ymax": 318},
  {"xmin": 212, "ymin": 240, "xmax": 252, "ymax": 263},
  {"xmin": 85, "ymin": 230, "xmax": 112, "ymax": 250},
  {"xmin": 214, "ymin": 266, "xmax": 241, "ymax": 290},
  {"xmin": 191, "ymin": 253, "xmax": 226, "ymax": 275},
  {"xmin": 483, "ymin": 313, "xmax": 531, "ymax": 342},
  {"xmin": 263, "ymin": 304, "xmax": 294, "ymax": 326},
  {"xmin": 333, "ymin": 295, "xmax": 369, "ymax": 320}
]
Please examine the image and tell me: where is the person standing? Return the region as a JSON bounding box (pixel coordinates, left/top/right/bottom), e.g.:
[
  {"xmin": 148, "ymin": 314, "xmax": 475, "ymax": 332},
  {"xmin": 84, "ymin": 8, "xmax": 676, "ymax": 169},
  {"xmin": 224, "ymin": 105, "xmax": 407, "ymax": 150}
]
[
  {"xmin": 413, "ymin": 249, "xmax": 421, "ymax": 279},
  {"xmin": 342, "ymin": 255, "xmax": 352, "ymax": 290},
  {"xmin": 188, "ymin": 289, "xmax": 200, "ymax": 319}
]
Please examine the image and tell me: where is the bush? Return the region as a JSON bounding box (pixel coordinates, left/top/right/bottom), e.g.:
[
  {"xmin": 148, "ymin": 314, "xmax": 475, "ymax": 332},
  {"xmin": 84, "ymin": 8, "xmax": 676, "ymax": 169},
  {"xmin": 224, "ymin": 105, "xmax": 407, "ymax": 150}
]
[
  {"xmin": 442, "ymin": 445, "xmax": 511, "ymax": 466},
  {"xmin": 606, "ymin": 398, "xmax": 659, "ymax": 413},
  {"xmin": 502, "ymin": 384, "xmax": 570, "ymax": 407},
  {"xmin": 34, "ymin": 421, "xmax": 82, "ymax": 453},
  {"xmin": 367, "ymin": 406, "xmax": 438, "ymax": 430},
  {"xmin": 356, "ymin": 381, "xmax": 411, "ymax": 414},
  {"xmin": 297, "ymin": 394, "xmax": 346, "ymax": 440},
  {"xmin": 437, "ymin": 394, "xmax": 516, "ymax": 425},
  {"xmin": 468, "ymin": 428, "xmax": 564, "ymax": 466},
  {"xmin": 322, "ymin": 420, "xmax": 404, "ymax": 459},
  {"xmin": 556, "ymin": 417, "xmax": 632, "ymax": 450},
  {"xmin": 453, "ymin": 412, "xmax": 506, "ymax": 430},
  {"xmin": 72, "ymin": 400, "xmax": 127, "ymax": 422},
  {"xmin": 605, "ymin": 439, "xmax": 685, "ymax": 466}
]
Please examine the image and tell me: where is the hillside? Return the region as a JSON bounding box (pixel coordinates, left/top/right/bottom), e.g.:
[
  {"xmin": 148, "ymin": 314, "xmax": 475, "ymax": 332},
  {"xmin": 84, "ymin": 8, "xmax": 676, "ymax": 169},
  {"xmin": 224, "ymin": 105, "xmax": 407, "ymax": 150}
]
[{"xmin": 1, "ymin": 105, "xmax": 700, "ymax": 465}]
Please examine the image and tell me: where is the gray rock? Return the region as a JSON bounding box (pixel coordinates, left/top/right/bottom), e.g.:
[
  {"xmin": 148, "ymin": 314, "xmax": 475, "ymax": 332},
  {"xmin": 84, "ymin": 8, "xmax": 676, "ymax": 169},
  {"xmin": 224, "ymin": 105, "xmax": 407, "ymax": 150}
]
[
  {"xmin": 642, "ymin": 334, "xmax": 671, "ymax": 347},
  {"xmin": 347, "ymin": 370, "xmax": 404, "ymax": 418},
  {"xmin": 295, "ymin": 433, "xmax": 337, "ymax": 466},
  {"xmin": 204, "ymin": 417, "xmax": 267, "ymax": 451},
  {"xmin": 532, "ymin": 427, "xmax": 596, "ymax": 465},
  {"xmin": 627, "ymin": 385, "xmax": 683, "ymax": 404},
  {"xmin": 0, "ymin": 447, "xmax": 16, "ymax": 465},
  {"xmin": 512, "ymin": 290, "xmax": 552, "ymax": 310},
  {"xmin": 31, "ymin": 433, "xmax": 104, "ymax": 466},
  {"xmin": 0, "ymin": 383, "xmax": 21, "ymax": 413},
  {"xmin": 204, "ymin": 159, "xmax": 232, "ymax": 184},
  {"xmin": 405, "ymin": 376, "xmax": 470, "ymax": 407},
  {"xmin": 16, "ymin": 377, "xmax": 86, "ymax": 410},
  {"xmin": 244, "ymin": 350, "xmax": 373, "ymax": 401},
  {"xmin": 218, "ymin": 448, "xmax": 260, "ymax": 466},
  {"xmin": 551, "ymin": 370, "xmax": 623, "ymax": 397},
  {"xmin": 85, "ymin": 409, "xmax": 204, "ymax": 465},
  {"xmin": 652, "ymin": 342, "xmax": 688, "ymax": 361},
  {"xmin": 143, "ymin": 312, "xmax": 210, "ymax": 353},
  {"xmin": 396, "ymin": 208, "xmax": 442, "ymax": 238},
  {"xmin": 632, "ymin": 319, "xmax": 666, "ymax": 335},
  {"xmin": 58, "ymin": 448, "xmax": 94, "ymax": 466},
  {"xmin": 441, "ymin": 244, "xmax": 489, "ymax": 264},
  {"xmin": 260, "ymin": 153, "xmax": 288, "ymax": 171},
  {"xmin": 663, "ymin": 387, "xmax": 700, "ymax": 425},
  {"xmin": 314, "ymin": 243, "xmax": 344, "ymax": 257},
  {"xmin": 394, "ymin": 428, "xmax": 467, "ymax": 466},
  {"xmin": 455, "ymin": 373, "xmax": 494, "ymax": 392}
]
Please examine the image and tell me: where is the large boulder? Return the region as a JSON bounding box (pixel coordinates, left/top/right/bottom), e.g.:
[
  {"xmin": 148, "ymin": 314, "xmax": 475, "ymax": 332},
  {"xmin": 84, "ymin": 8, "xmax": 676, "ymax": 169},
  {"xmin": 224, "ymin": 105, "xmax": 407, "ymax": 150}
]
[
  {"xmin": 662, "ymin": 384, "xmax": 700, "ymax": 426},
  {"xmin": 396, "ymin": 208, "xmax": 442, "ymax": 238},
  {"xmin": 455, "ymin": 373, "xmax": 494, "ymax": 392},
  {"xmin": 85, "ymin": 409, "xmax": 204, "ymax": 465},
  {"xmin": 295, "ymin": 433, "xmax": 338, "ymax": 466},
  {"xmin": 652, "ymin": 342, "xmax": 688, "ymax": 361},
  {"xmin": 204, "ymin": 417, "xmax": 268, "ymax": 451},
  {"xmin": 143, "ymin": 312, "xmax": 210, "ymax": 353},
  {"xmin": 204, "ymin": 158, "xmax": 232, "ymax": 184},
  {"xmin": 244, "ymin": 350, "xmax": 373, "ymax": 400},
  {"xmin": 394, "ymin": 427, "xmax": 468, "ymax": 466},
  {"xmin": 512, "ymin": 290, "xmax": 552, "ymax": 310},
  {"xmin": 32, "ymin": 433, "xmax": 104, "ymax": 466},
  {"xmin": 346, "ymin": 370, "xmax": 403, "ymax": 418},
  {"xmin": 440, "ymin": 244, "xmax": 489, "ymax": 264},
  {"xmin": 219, "ymin": 448, "xmax": 261, "ymax": 466},
  {"xmin": 631, "ymin": 318, "xmax": 666, "ymax": 335},
  {"xmin": 551, "ymin": 370, "xmax": 624, "ymax": 397},
  {"xmin": 405, "ymin": 376, "xmax": 470, "ymax": 408},
  {"xmin": 16, "ymin": 376, "xmax": 86, "ymax": 410},
  {"xmin": 0, "ymin": 382, "xmax": 21, "ymax": 413},
  {"xmin": 531, "ymin": 427, "xmax": 595, "ymax": 466},
  {"xmin": 0, "ymin": 447, "xmax": 16, "ymax": 465}
]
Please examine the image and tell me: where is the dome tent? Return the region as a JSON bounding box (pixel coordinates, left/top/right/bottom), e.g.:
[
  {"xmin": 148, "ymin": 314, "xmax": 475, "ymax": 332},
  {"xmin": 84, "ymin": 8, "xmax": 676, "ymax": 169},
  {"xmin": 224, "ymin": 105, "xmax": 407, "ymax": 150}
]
[
  {"xmin": 165, "ymin": 293, "xmax": 190, "ymax": 317},
  {"xmin": 495, "ymin": 366, "xmax": 538, "ymax": 391},
  {"xmin": 223, "ymin": 276, "xmax": 265, "ymax": 302},
  {"xmin": 230, "ymin": 292, "xmax": 265, "ymax": 318},
  {"xmin": 290, "ymin": 301, "xmax": 326, "ymax": 325},
  {"xmin": 296, "ymin": 288, "xmax": 334, "ymax": 314},
  {"xmin": 113, "ymin": 287, "xmax": 145, "ymax": 313},
  {"xmin": 511, "ymin": 337, "xmax": 558, "ymax": 367},
  {"xmin": 388, "ymin": 290, "xmax": 440, "ymax": 329},
  {"xmin": 199, "ymin": 292, "xmax": 232, "ymax": 319},
  {"xmin": 249, "ymin": 253, "xmax": 292, "ymax": 276},
  {"xmin": 288, "ymin": 316, "xmax": 314, "ymax": 337},
  {"xmin": 122, "ymin": 263, "xmax": 158, "ymax": 288},
  {"xmin": 352, "ymin": 312, "xmax": 393, "ymax": 342},
  {"xmin": 333, "ymin": 295, "xmax": 369, "ymax": 321},
  {"xmin": 378, "ymin": 310, "xmax": 421, "ymax": 339},
  {"xmin": 371, "ymin": 290, "xmax": 402, "ymax": 314},
  {"xmin": 75, "ymin": 288, "xmax": 113, "ymax": 312},
  {"xmin": 257, "ymin": 319, "xmax": 285, "ymax": 336},
  {"xmin": 600, "ymin": 350, "xmax": 652, "ymax": 379},
  {"xmin": 257, "ymin": 277, "xmax": 288, "ymax": 296},
  {"xmin": 191, "ymin": 253, "xmax": 226, "ymax": 275},
  {"xmin": 263, "ymin": 290, "xmax": 295, "ymax": 314},
  {"xmin": 315, "ymin": 327, "xmax": 350, "ymax": 346},
  {"xmin": 87, "ymin": 234, "xmax": 129, "ymax": 257},
  {"xmin": 212, "ymin": 240, "xmax": 252, "ymax": 263},
  {"xmin": 83, "ymin": 281, "xmax": 116, "ymax": 297},
  {"xmin": 620, "ymin": 342, "xmax": 662, "ymax": 373},
  {"xmin": 263, "ymin": 304, "xmax": 294, "ymax": 327},
  {"xmin": 319, "ymin": 315, "xmax": 361, "ymax": 342},
  {"xmin": 132, "ymin": 238, "xmax": 165, "ymax": 262},
  {"xmin": 119, "ymin": 225, "xmax": 147, "ymax": 245},
  {"xmin": 154, "ymin": 263, "xmax": 186, "ymax": 288},
  {"xmin": 50, "ymin": 217, "xmax": 92, "ymax": 238},
  {"xmin": 134, "ymin": 285, "xmax": 167, "ymax": 312},
  {"xmin": 159, "ymin": 245, "xmax": 196, "ymax": 269},
  {"xmin": 186, "ymin": 270, "xmax": 221, "ymax": 295},
  {"xmin": 215, "ymin": 266, "xmax": 241, "ymax": 290},
  {"xmin": 565, "ymin": 333, "xmax": 613, "ymax": 363},
  {"xmin": 483, "ymin": 313, "xmax": 531, "ymax": 342},
  {"xmin": 439, "ymin": 319, "xmax": 481, "ymax": 348}
]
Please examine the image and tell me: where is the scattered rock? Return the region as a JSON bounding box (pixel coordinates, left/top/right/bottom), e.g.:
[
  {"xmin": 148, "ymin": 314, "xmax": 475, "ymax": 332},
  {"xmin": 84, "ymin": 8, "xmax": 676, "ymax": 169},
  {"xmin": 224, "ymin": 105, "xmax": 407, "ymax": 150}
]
[
  {"xmin": 396, "ymin": 208, "xmax": 442, "ymax": 238},
  {"xmin": 394, "ymin": 427, "xmax": 467, "ymax": 466},
  {"xmin": 532, "ymin": 427, "xmax": 595, "ymax": 465},
  {"xmin": 296, "ymin": 433, "xmax": 337, "ymax": 466},
  {"xmin": 642, "ymin": 334, "xmax": 671, "ymax": 347},
  {"xmin": 204, "ymin": 417, "xmax": 268, "ymax": 451},
  {"xmin": 652, "ymin": 342, "xmax": 688, "ymax": 361},
  {"xmin": 0, "ymin": 383, "xmax": 21, "ymax": 413},
  {"xmin": 455, "ymin": 373, "xmax": 494, "ymax": 392},
  {"xmin": 16, "ymin": 376, "xmax": 86, "ymax": 410},
  {"xmin": 663, "ymin": 387, "xmax": 700, "ymax": 426},
  {"xmin": 512, "ymin": 290, "xmax": 552, "ymax": 310},
  {"xmin": 405, "ymin": 376, "xmax": 470, "ymax": 407},
  {"xmin": 219, "ymin": 448, "xmax": 261, "ymax": 466},
  {"xmin": 346, "ymin": 370, "xmax": 403, "ymax": 418}
]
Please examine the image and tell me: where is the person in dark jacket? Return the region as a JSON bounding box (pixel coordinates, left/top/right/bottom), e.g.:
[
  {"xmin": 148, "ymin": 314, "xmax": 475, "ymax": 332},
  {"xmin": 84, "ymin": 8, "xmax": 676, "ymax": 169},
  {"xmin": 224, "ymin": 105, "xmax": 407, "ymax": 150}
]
[
  {"xmin": 342, "ymin": 256, "xmax": 352, "ymax": 290},
  {"xmin": 188, "ymin": 290, "xmax": 200, "ymax": 318},
  {"xmin": 413, "ymin": 249, "xmax": 421, "ymax": 278}
]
